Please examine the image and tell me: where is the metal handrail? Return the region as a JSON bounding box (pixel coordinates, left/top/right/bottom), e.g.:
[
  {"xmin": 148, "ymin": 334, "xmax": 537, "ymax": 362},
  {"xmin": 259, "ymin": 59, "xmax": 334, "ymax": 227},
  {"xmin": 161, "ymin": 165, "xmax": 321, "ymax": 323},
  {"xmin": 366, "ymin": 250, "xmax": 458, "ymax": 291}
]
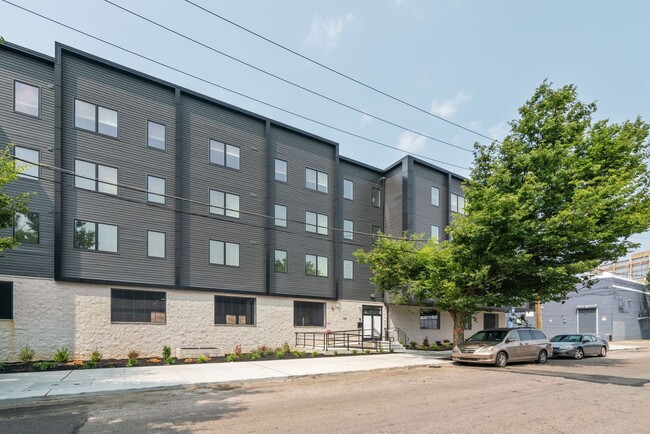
[{"xmin": 397, "ymin": 327, "xmax": 409, "ymax": 346}]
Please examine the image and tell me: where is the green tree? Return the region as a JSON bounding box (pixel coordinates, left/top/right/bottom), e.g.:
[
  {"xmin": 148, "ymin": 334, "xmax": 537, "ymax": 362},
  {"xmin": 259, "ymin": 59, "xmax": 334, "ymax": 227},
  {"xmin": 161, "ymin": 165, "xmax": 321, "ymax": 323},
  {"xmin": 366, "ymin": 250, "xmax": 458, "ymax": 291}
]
[
  {"xmin": 357, "ymin": 81, "xmax": 650, "ymax": 345},
  {"xmin": 0, "ymin": 144, "xmax": 32, "ymax": 252}
]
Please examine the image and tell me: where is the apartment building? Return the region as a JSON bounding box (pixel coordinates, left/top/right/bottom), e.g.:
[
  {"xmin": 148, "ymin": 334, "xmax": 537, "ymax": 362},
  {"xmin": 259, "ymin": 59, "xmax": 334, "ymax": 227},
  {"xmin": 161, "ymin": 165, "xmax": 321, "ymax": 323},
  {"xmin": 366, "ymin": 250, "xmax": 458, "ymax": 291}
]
[{"xmin": 0, "ymin": 41, "xmax": 504, "ymax": 361}]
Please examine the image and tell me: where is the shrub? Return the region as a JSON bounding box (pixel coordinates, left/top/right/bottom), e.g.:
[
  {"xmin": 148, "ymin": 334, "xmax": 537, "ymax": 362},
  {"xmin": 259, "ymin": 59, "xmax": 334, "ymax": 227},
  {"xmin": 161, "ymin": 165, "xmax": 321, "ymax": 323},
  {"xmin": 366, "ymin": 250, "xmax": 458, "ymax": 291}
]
[
  {"xmin": 226, "ymin": 354, "xmax": 239, "ymax": 362},
  {"xmin": 352, "ymin": 350, "xmax": 359, "ymax": 355},
  {"xmin": 379, "ymin": 348, "xmax": 384, "ymax": 353},
  {"xmin": 430, "ymin": 344, "xmax": 439, "ymax": 351},
  {"xmin": 389, "ymin": 348, "xmax": 394, "ymax": 353},
  {"xmin": 422, "ymin": 336, "xmax": 430, "ymax": 347},
  {"xmin": 281, "ymin": 342, "xmax": 291, "ymax": 354},
  {"xmin": 274, "ymin": 349, "xmax": 284, "ymax": 359},
  {"xmin": 127, "ymin": 350, "xmax": 140, "ymax": 367},
  {"xmin": 19, "ymin": 345, "xmax": 35, "ymax": 363},
  {"xmin": 126, "ymin": 358, "xmax": 138, "ymax": 367},
  {"xmin": 293, "ymin": 350, "xmax": 304, "ymax": 358},
  {"xmin": 197, "ymin": 354, "xmax": 210, "ymax": 363},
  {"xmin": 333, "ymin": 350, "xmax": 339, "ymax": 356},
  {"xmin": 82, "ymin": 361, "xmax": 95, "ymax": 369},
  {"xmin": 90, "ymin": 350, "xmax": 102, "ymax": 364},
  {"xmin": 162, "ymin": 345, "xmax": 171, "ymax": 360},
  {"xmin": 0, "ymin": 362, "xmax": 4, "ymax": 371},
  {"xmin": 233, "ymin": 344, "xmax": 243, "ymax": 356},
  {"xmin": 34, "ymin": 361, "xmax": 54, "ymax": 371},
  {"xmin": 250, "ymin": 351, "xmax": 261, "ymax": 361},
  {"xmin": 435, "ymin": 340, "xmax": 443, "ymax": 346},
  {"xmin": 408, "ymin": 341, "xmax": 418, "ymax": 349},
  {"xmin": 53, "ymin": 347, "xmax": 70, "ymax": 363},
  {"xmin": 443, "ymin": 339, "xmax": 450, "ymax": 344},
  {"xmin": 311, "ymin": 351, "xmax": 318, "ymax": 357}
]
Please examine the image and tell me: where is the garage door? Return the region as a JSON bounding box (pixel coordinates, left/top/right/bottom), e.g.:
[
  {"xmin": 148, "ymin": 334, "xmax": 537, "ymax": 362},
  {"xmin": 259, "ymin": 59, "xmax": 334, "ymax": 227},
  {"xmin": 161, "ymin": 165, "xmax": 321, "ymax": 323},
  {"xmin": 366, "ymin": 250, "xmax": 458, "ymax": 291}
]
[{"xmin": 577, "ymin": 308, "xmax": 597, "ymax": 333}]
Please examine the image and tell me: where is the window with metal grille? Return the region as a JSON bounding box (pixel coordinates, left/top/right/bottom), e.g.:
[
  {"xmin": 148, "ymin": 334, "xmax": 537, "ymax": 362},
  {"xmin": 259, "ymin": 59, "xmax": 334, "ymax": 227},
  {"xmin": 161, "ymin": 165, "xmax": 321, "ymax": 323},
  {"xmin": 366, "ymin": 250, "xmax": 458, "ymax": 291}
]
[
  {"xmin": 111, "ymin": 289, "xmax": 166, "ymax": 323},
  {"xmin": 215, "ymin": 296, "xmax": 255, "ymax": 325},
  {"xmin": 293, "ymin": 301, "xmax": 324, "ymax": 327}
]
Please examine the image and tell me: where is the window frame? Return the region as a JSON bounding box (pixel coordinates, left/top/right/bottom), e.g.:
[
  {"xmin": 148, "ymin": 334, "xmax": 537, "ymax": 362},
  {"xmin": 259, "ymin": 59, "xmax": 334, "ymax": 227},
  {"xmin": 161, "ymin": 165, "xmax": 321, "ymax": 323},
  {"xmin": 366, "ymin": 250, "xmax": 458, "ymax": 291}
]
[
  {"xmin": 0, "ymin": 281, "xmax": 13, "ymax": 320},
  {"xmin": 209, "ymin": 139, "xmax": 240, "ymax": 170},
  {"xmin": 14, "ymin": 146, "xmax": 40, "ymax": 180},
  {"xmin": 274, "ymin": 249, "xmax": 288, "ymax": 273},
  {"xmin": 274, "ymin": 204, "xmax": 287, "ymax": 227},
  {"xmin": 451, "ymin": 193, "xmax": 466, "ymax": 215},
  {"xmin": 305, "ymin": 254, "xmax": 328, "ymax": 277},
  {"xmin": 343, "ymin": 219, "xmax": 354, "ymax": 240},
  {"xmin": 305, "ymin": 211, "xmax": 328, "ymax": 235},
  {"xmin": 13, "ymin": 80, "xmax": 40, "ymax": 118},
  {"xmin": 147, "ymin": 175, "xmax": 166, "ymax": 204},
  {"xmin": 431, "ymin": 186, "xmax": 440, "ymax": 207},
  {"xmin": 73, "ymin": 219, "xmax": 119, "ymax": 253},
  {"xmin": 343, "ymin": 259, "xmax": 354, "ymax": 280},
  {"xmin": 110, "ymin": 288, "xmax": 166, "ymax": 324},
  {"xmin": 420, "ymin": 308, "xmax": 440, "ymax": 330},
  {"xmin": 305, "ymin": 168, "xmax": 328, "ymax": 193},
  {"xmin": 209, "ymin": 189, "xmax": 240, "ymax": 218},
  {"xmin": 209, "ymin": 239, "xmax": 240, "ymax": 267},
  {"xmin": 74, "ymin": 159, "xmax": 118, "ymax": 196},
  {"xmin": 215, "ymin": 295, "xmax": 256, "ymax": 326},
  {"xmin": 147, "ymin": 120, "xmax": 166, "ymax": 151},
  {"xmin": 430, "ymin": 225, "xmax": 440, "ymax": 243},
  {"xmin": 147, "ymin": 230, "xmax": 166, "ymax": 259},
  {"xmin": 74, "ymin": 98, "xmax": 119, "ymax": 138},
  {"xmin": 14, "ymin": 212, "xmax": 39, "ymax": 244},
  {"xmin": 371, "ymin": 187, "xmax": 382, "ymax": 208},
  {"xmin": 274, "ymin": 158, "xmax": 287, "ymax": 183},
  {"xmin": 343, "ymin": 179, "xmax": 354, "ymax": 200},
  {"xmin": 293, "ymin": 301, "xmax": 325, "ymax": 327}
]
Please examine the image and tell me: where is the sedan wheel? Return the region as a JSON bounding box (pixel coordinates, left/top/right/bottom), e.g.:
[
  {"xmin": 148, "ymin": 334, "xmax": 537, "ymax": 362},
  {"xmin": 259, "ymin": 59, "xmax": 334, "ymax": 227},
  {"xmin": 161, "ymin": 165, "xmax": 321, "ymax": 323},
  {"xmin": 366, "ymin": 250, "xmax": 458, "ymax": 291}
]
[
  {"xmin": 495, "ymin": 352, "xmax": 507, "ymax": 368},
  {"xmin": 537, "ymin": 350, "xmax": 548, "ymax": 364},
  {"xmin": 574, "ymin": 348, "xmax": 584, "ymax": 360},
  {"xmin": 599, "ymin": 346, "xmax": 608, "ymax": 357}
]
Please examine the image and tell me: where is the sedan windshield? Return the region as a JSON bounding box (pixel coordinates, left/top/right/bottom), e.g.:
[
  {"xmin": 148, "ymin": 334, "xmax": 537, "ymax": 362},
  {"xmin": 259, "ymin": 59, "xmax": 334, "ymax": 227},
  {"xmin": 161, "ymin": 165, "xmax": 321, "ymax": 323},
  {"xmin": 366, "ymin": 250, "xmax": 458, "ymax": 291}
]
[
  {"xmin": 550, "ymin": 335, "xmax": 582, "ymax": 343},
  {"xmin": 466, "ymin": 330, "xmax": 507, "ymax": 342}
]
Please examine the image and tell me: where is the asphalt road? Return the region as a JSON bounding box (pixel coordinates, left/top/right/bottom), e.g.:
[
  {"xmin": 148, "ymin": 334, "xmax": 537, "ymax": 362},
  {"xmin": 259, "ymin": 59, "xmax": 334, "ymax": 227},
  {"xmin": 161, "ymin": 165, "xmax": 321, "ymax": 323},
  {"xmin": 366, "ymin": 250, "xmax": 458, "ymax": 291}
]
[{"xmin": 1, "ymin": 349, "xmax": 648, "ymax": 433}]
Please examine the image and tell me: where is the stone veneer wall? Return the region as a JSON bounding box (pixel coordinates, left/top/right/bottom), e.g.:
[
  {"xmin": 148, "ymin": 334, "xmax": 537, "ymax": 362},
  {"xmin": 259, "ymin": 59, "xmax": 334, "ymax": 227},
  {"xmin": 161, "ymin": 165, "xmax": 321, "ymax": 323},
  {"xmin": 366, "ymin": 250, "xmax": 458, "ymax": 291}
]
[{"xmin": 0, "ymin": 276, "xmax": 384, "ymax": 362}]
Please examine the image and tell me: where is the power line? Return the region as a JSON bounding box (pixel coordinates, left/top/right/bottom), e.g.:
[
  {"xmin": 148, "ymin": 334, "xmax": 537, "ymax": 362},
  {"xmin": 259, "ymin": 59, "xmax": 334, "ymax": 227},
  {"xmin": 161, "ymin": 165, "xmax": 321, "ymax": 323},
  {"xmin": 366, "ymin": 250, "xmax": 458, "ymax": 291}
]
[
  {"xmin": 103, "ymin": 0, "xmax": 474, "ymax": 154},
  {"xmin": 183, "ymin": 0, "xmax": 500, "ymax": 144},
  {"xmin": 1, "ymin": 0, "xmax": 471, "ymax": 172}
]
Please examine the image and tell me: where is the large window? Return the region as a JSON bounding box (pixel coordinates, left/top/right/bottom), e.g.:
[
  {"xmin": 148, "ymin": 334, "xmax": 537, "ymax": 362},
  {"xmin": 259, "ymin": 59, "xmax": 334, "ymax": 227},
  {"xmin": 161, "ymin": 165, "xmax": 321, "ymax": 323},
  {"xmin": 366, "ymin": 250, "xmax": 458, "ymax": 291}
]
[
  {"xmin": 372, "ymin": 188, "xmax": 382, "ymax": 208},
  {"xmin": 74, "ymin": 220, "xmax": 118, "ymax": 253},
  {"xmin": 0, "ymin": 281, "xmax": 13, "ymax": 320},
  {"xmin": 305, "ymin": 168, "xmax": 328, "ymax": 193},
  {"xmin": 305, "ymin": 211, "xmax": 328, "ymax": 235},
  {"xmin": 210, "ymin": 139, "xmax": 240, "ymax": 170},
  {"xmin": 147, "ymin": 231, "xmax": 165, "ymax": 259},
  {"xmin": 343, "ymin": 179, "xmax": 354, "ymax": 200},
  {"xmin": 294, "ymin": 301, "xmax": 325, "ymax": 327},
  {"xmin": 274, "ymin": 204, "xmax": 287, "ymax": 227},
  {"xmin": 147, "ymin": 120, "xmax": 166, "ymax": 150},
  {"xmin": 111, "ymin": 289, "xmax": 166, "ymax": 324},
  {"xmin": 343, "ymin": 219, "xmax": 354, "ymax": 240},
  {"xmin": 430, "ymin": 225, "xmax": 440, "ymax": 243},
  {"xmin": 147, "ymin": 176, "xmax": 166, "ymax": 204},
  {"xmin": 215, "ymin": 296, "xmax": 255, "ymax": 325},
  {"xmin": 484, "ymin": 313, "xmax": 499, "ymax": 329},
  {"xmin": 74, "ymin": 99, "xmax": 118, "ymax": 138},
  {"xmin": 343, "ymin": 259, "xmax": 354, "ymax": 280},
  {"xmin": 274, "ymin": 249, "xmax": 287, "ymax": 273},
  {"xmin": 75, "ymin": 160, "xmax": 118, "ymax": 195},
  {"xmin": 210, "ymin": 190, "xmax": 240, "ymax": 218},
  {"xmin": 14, "ymin": 146, "xmax": 39, "ymax": 179},
  {"xmin": 275, "ymin": 158, "xmax": 287, "ymax": 182},
  {"xmin": 420, "ymin": 309, "xmax": 440, "ymax": 329},
  {"xmin": 451, "ymin": 193, "xmax": 465, "ymax": 215},
  {"xmin": 15, "ymin": 213, "xmax": 39, "ymax": 244},
  {"xmin": 14, "ymin": 81, "xmax": 40, "ymax": 117},
  {"xmin": 431, "ymin": 187, "xmax": 440, "ymax": 206},
  {"xmin": 305, "ymin": 254, "xmax": 328, "ymax": 277},
  {"xmin": 209, "ymin": 240, "xmax": 239, "ymax": 267}
]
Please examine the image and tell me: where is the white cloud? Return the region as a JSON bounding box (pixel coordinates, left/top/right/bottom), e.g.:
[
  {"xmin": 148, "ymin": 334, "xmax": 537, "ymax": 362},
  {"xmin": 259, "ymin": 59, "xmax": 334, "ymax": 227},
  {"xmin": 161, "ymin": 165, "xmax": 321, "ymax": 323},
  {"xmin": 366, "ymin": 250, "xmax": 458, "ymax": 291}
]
[
  {"xmin": 360, "ymin": 113, "xmax": 373, "ymax": 128},
  {"xmin": 303, "ymin": 13, "xmax": 355, "ymax": 52},
  {"xmin": 396, "ymin": 130, "xmax": 427, "ymax": 153},
  {"xmin": 487, "ymin": 122, "xmax": 509, "ymax": 141},
  {"xmin": 429, "ymin": 90, "xmax": 471, "ymax": 118},
  {"xmin": 467, "ymin": 120, "xmax": 483, "ymax": 130}
]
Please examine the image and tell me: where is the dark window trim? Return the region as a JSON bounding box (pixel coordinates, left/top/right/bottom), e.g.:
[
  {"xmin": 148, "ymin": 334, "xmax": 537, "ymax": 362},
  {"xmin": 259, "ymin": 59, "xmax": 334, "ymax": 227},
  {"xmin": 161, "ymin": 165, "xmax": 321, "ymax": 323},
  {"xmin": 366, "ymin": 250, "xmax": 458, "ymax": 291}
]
[
  {"xmin": 208, "ymin": 138, "xmax": 241, "ymax": 171},
  {"xmin": 293, "ymin": 300, "xmax": 325, "ymax": 327},
  {"xmin": 74, "ymin": 158, "xmax": 119, "ymax": 196},
  {"xmin": 274, "ymin": 249, "xmax": 288, "ymax": 273},
  {"xmin": 420, "ymin": 308, "xmax": 440, "ymax": 330},
  {"xmin": 147, "ymin": 230, "xmax": 166, "ymax": 260},
  {"xmin": 208, "ymin": 239, "xmax": 240, "ymax": 268},
  {"xmin": 73, "ymin": 98, "xmax": 119, "ymax": 139},
  {"xmin": 274, "ymin": 158, "xmax": 288, "ymax": 183},
  {"xmin": 431, "ymin": 186, "xmax": 440, "ymax": 207},
  {"xmin": 146, "ymin": 119, "xmax": 167, "ymax": 152},
  {"xmin": 305, "ymin": 254, "xmax": 328, "ymax": 278},
  {"xmin": 371, "ymin": 187, "xmax": 382, "ymax": 208},
  {"xmin": 13, "ymin": 145, "xmax": 41, "ymax": 181},
  {"xmin": 73, "ymin": 218, "xmax": 119, "ymax": 254},
  {"xmin": 305, "ymin": 210, "xmax": 328, "ymax": 235},
  {"xmin": 214, "ymin": 295, "xmax": 256, "ymax": 326},
  {"xmin": 0, "ymin": 281, "xmax": 13, "ymax": 320},
  {"xmin": 274, "ymin": 203, "xmax": 288, "ymax": 227},
  {"xmin": 343, "ymin": 178, "xmax": 354, "ymax": 201},
  {"xmin": 209, "ymin": 189, "xmax": 240, "ymax": 219},
  {"xmin": 146, "ymin": 174, "xmax": 167, "ymax": 205},
  {"xmin": 14, "ymin": 212, "xmax": 40, "ymax": 244},
  {"xmin": 110, "ymin": 288, "xmax": 166, "ymax": 324},
  {"xmin": 343, "ymin": 259, "xmax": 354, "ymax": 280},
  {"xmin": 305, "ymin": 167, "xmax": 328, "ymax": 194},
  {"xmin": 343, "ymin": 219, "xmax": 354, "ymax": 240},
  {"xmin": 13, "ymin": 79, "xmax": 41, "ymax": 119}
]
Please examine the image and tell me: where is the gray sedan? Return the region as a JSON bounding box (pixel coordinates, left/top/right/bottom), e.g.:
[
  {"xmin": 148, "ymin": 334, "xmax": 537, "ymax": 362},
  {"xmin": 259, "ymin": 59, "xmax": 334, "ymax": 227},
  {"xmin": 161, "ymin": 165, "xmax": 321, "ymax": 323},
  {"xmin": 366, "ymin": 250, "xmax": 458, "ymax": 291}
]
[{"xmin": 550, "ymin": 334, "xmax": 608, "ymax": 359}]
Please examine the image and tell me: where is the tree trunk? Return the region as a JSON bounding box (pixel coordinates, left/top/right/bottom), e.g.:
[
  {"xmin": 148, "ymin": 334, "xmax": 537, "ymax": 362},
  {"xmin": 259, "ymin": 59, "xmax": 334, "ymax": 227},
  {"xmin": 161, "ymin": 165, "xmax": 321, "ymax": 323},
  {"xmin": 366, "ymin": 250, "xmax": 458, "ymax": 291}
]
[{"xmin": 450, "ymin": 311, "xmax": 465, "ymax": 346}]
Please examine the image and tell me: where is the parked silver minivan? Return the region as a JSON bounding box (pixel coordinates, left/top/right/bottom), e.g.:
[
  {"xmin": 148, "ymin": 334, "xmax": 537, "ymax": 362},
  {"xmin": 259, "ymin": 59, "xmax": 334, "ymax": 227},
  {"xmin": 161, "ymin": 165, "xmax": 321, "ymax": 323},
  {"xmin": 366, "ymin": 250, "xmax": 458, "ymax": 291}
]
[{"xmin": 452, "ymin": 327, "xmax": 552, "ymax": 367}]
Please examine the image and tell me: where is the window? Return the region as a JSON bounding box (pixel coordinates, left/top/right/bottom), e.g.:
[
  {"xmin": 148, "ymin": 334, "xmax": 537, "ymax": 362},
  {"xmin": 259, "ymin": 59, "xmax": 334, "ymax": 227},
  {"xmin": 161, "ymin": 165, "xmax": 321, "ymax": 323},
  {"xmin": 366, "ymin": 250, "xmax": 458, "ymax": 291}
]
[
  {"xmin": 343, "ymin": 179, "xmax": 354, "ymax": 200},
  {"xmin": 294, "ymin": 301, "xmax": 325, "ymax": 327},
  {"xmin": 111, "ymin": 289, "xmax": 166, "ymax": 323},
  {"xmin": 14, "ymin": 212, "xmax": 39, "ymax": 244},
  {"xmin": 372, "ymin": 225, "xmax": 382, "ymax": 236},
  {"xmin": 305, "ymin": 211, "xmax": 328, "ymax": 235},
  {"xmin": 343, "ymin": 259, "xmax": 353, "ymax": 280},
  {"xmin": 484, "ymin": 313, "xmax": 499, "ymax": 329},
  {"xmin": 305, "ymin": 254, "xmax": 328, "ymax": 277},
  {"xmin": 14, "ymin": 146, "xmax": 39, "ymax": 179},
  {"xmin": 343, "ymin": 219, "xmax": 354, "ymax": 240},
  {"xmin": 274, "ymin": 249, "xmax": 287, "ymax": 273},
  {"xmin": 372, "ymin": 188, "xmax": 381, "ymax": 208},
  {"xmin": 74, "ymin": 219, "xmax": 118, "ymax": 253},
  {"xmin": 451, "ymin": 193, "xmax": 466, "ymax": 215},
  {"xmin": 147, "ymin": 176, "xmax": 166, "ymax": 204},
  {"xmin": 0, "ymin": 281, "xmax": 13, "ymax": 320},
  {"xmin": 305, "ymin": 168, "xmax": 328, "ymax": 193},
  {"xmin": 420, "ymin": 309, "xmax": 440, "ymax": 329},
  {"xmin": 14, "ymin": 81, "xmax": 39, "ymax": 117},
  {"xmin": 618, "ymin": 298, "xmax": 625, "ymax": 313},
  {"xmin": 74, "ymin": 99, "xmax": 118, "ymax": 138},
  {"xmin": 209, "ymin": 139, "xmax": 240, "ymax": 170},
  {"xmin": 209, "ymin": 240, "xmax": 239, "ymax": 267},
  {"xmin": 431, "ymin": 187, "xmax": 440, "ymax": 206},
  {"xmin": 210, "ymin": 190, "xmax": 240, "ymax": 218},
  {"xmin": 147, "ymin": 121, "xmax": 166, "ymax": 150},
  {"xmin": 147, "ymin": 231, "xmax": 165, "ymax": 259},
  {"xmin": 274, "ymin": 204, "xmax": 287, "ymax": 227},
  {"xmin": 215, "ymin": 296, "xmax": 255, "ymax": 325},
  {"xmin": 74, "ymin": 160, "xmax": 118, "ymax": 195},
  {"xmin": 464, "ymin": 314, "xmax": 473, "ymax": 330},
  {"xmin": 275, "ymin": 159, "xmax": 287, "ymax": 182},
  {"xmin": 431, "ymin": 225, "xmax": 440, "ymax": 243}
]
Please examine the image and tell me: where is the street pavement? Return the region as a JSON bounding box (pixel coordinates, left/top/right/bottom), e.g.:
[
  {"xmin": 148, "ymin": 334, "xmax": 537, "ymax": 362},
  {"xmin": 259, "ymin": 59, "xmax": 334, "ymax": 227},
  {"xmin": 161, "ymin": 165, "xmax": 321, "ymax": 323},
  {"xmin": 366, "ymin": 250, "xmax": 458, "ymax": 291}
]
[{"xmin": 0, "ymin": 341, "xmax": 644, "ymax": 404}]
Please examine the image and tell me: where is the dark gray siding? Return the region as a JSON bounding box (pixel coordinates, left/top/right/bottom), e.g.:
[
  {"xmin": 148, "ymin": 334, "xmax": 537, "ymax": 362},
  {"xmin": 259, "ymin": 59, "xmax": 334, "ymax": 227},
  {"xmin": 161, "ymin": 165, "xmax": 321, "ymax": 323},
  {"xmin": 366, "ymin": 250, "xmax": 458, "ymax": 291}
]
[
  {"xmin": 0, "ymin": 46, "xmax": 55, "ymax": 277},
  {"xmin": 180, "ymin": 93, "xmax": 266, "ymax": 292},
  {"xmin": 383, "ymin": 163, "xmax": 403, "ymax": 238},
  {"xmin": 412, "ymin": 161, "xmax": 448, "ymax": 241},
  {"xmin": 270, "ymin": 125, "xmax": 336, "ymax": 299},
  {"xmin": 339, "ymin": 160, "xmax": 382, "ymax": 301},
  {"xmin": 59, "ymin": 50, "xmax": 177, "ymax": 286}
]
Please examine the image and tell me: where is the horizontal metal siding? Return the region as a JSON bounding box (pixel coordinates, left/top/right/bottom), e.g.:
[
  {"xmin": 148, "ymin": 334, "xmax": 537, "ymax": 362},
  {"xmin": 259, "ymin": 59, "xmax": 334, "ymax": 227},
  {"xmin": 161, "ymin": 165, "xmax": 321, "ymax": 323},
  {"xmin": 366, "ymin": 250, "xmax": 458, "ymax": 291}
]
[
  {"xmin": 0, "ymin": 47, "xmax": 55, "ymax": 278},
  {"xmin": 180, "ymin": 94, "xmax": 266, "ymax": 292},
  {"xmin": 384, "ymin": 164, "xmax": 403, "ymax": 238},
  {"xmin": 339, "ymin": 161, "xmax": 382, "ymax": 301},
  {"xmin": 412, "ymin": 162, "xmax": 448, "ymax": 241},
  {"xmin": 59, "ymin": 52, "xmax": 177, "ymax": 286},
  {"xmin": 270, "ymin": 126, "xmax": 336, "ymax": 298}
]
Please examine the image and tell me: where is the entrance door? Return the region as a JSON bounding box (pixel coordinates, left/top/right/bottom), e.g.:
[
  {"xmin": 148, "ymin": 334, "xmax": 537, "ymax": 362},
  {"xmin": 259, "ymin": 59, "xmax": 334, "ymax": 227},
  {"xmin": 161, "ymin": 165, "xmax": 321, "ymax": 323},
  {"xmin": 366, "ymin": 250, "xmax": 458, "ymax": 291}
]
[
  {"xmin": 577, "ymin": 308, "xmax": 597, "ymax": 333},
  {"xmin": 362, "ymin": 305, "xmax": 382, "ymax": 340}
]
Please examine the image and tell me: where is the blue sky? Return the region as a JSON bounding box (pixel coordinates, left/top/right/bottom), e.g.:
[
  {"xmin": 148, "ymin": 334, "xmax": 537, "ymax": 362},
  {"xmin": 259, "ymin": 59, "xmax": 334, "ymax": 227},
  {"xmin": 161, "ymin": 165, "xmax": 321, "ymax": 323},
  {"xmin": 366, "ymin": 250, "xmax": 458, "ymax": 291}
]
[{"xmin": 1, "ymin": 0, "xmax": 649, "ymax": 255}]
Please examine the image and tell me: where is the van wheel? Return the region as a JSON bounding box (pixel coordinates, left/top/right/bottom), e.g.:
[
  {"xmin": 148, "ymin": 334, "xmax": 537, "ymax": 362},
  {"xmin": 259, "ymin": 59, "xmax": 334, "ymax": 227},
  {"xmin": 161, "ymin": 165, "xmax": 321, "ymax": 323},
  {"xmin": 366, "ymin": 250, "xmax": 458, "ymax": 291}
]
[
  {"xmin": 598, "ymin": 346, "xmax": 607, "ymax": 357},
  {"xmin": 495, "ymin": 352, "xmax": 507, "ymax": 368},
  {"xmin": 574, "ymin": 348, "xmax": 584, "ymax": 360},
  {"xmin": 536, "ymin": 350, "xmax": 548, "ymax": 364}
]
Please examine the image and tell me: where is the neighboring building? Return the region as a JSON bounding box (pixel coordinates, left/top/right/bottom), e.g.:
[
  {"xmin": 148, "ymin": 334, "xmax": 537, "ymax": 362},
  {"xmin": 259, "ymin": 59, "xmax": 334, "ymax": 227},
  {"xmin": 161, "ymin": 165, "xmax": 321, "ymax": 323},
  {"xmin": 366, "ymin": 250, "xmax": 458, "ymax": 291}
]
[
  {"xmin": 0, "ymin": 41, "xmax": 504, "ymax": 361},
  {"xmin": 593, "ymin": 250, "xmax": 649, "ymax": 283}
]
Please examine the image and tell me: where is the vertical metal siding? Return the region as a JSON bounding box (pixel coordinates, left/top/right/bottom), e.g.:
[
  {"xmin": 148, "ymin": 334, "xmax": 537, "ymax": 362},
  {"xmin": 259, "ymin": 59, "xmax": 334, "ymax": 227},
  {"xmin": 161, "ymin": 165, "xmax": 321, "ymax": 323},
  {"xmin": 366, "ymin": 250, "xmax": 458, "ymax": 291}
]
[{"xmin": 412, "ymin": 162, "xmax": 449, "ymax": 240}]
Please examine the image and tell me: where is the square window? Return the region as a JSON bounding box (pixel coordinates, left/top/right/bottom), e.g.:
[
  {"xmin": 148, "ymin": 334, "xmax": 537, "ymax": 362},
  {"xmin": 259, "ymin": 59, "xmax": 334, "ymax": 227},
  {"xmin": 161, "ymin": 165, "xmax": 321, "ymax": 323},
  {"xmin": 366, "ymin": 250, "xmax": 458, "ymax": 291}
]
[
  {"xmin": 15, "ymin": 212, "xmax": 39, "ymax": 244},
  {"xmin": 215, "ymin": 296, "xmax": 255, "ymax": 325},
  {"xmin": 420, "ymin": 309, "xmax": 440, "ymax": 329},
  {"xmin": 293, "ymin": 301, "xmax": 324, "ymax": 327},
  {"xmin": 0, "ymin": 281, "xmax": 14, "ymax": 320},
  {"xmin": 274, "ymin": 249, "xmax": 287, "ymax": 273},
  {"xmin": 275, "ymin": 159, "xmax": 287, "ymax": 182},
  {"xmin": 147, "ymin": 176, "xmax": 166, "ymax": 204},
  {"xmin": 372, "ymin": 188, "xmax": 382, "ymax": 208},
  {"xmin": 98, "ymin": 106, "xmax": 118, "ymax": 137},
  {"xmin": 343, "ymin": 179, "xmax": 354, "ymax": 200},
  {"xmin": 343, "ymin": 220, "xmax": 353, "ymax": 240},
  {"xmin": 75, "ymin": 100, "xmax": 96, "ymax": 131},
  {"xmin": 431, "ymin": 187, "xmax": 440, "ymax": 206},
  {"xmin": 275, "ymin": 204, "xmax": 287, "ymax": 227},
  {"xmin": 14, "ymin": 146, "xmax": 39, "ymax": 179},
  {"xmin": 14, "ymin": 81, "xmax": 40, "ymax": 117},
  {"xmin": 97, "ymin": 165, "xmax": 118, "ymax": 195},
  {"xmin": 343, "ymin": 259, "xmax": 353, "ymax": 279},
  {"xmin": 147, "ymin": 121, "xmax": 166, "ymax": 150},
  {"xmin": 451, "ymin": 194, "xmax": 465, "ymax": 214},
  {"xmin": 111, "ymin": 289, "xmax": 166, "ymax": 324},
  {"xmin": 147, "ymin": 231, "xmax": 165, "ymax": 258},
  {"xmin": 306, "ymin": 211, "xmax": 327, "ymax": 235}
]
